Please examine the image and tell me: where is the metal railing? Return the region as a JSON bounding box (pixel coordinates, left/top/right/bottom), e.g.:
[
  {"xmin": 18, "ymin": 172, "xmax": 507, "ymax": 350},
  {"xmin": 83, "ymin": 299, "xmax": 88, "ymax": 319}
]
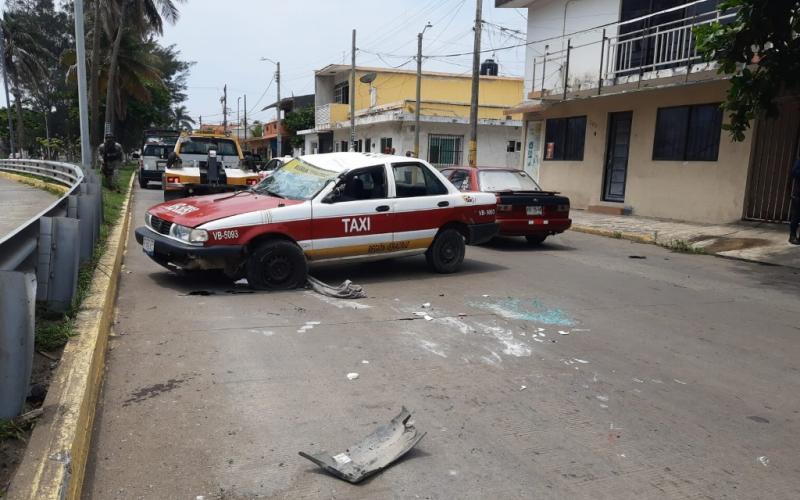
[
  {"xmin": 0, "ymin": 159, "xmax": 102, "ymax": 418},
  {"xmin": 529, "ymin": 1, "xmax": 736, "ymax": 100}
]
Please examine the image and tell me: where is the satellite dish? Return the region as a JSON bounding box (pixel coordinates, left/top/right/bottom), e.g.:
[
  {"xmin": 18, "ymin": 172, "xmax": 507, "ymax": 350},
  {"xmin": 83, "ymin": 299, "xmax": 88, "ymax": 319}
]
[{"xmin": 360, "ymin": 72, "xmax": 378, "ymax": 84}]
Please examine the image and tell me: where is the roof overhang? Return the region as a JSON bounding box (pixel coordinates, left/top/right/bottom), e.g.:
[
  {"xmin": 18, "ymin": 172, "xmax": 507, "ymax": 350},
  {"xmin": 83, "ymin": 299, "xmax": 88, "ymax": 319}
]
[{"xmin": 503, "ymin": 101, "xmax": 547, "ymax": 117}]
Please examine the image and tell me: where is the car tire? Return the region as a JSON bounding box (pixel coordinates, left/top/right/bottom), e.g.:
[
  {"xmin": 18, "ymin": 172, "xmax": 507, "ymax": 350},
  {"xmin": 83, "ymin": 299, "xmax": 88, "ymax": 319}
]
[
  {"xmin": 246, "ymin": 240, "xmax": 308, "ymax": 290},
  {"xmin": 138, "ymin": 173, "xmax": 148, "ymax": 189},
  {"xmin": 426, "ymin": 228, "xmax": 465, "ymax": 274},
  {"xmin": 525, "ymin": 234, "xmax": 547, "ymax": 245}
]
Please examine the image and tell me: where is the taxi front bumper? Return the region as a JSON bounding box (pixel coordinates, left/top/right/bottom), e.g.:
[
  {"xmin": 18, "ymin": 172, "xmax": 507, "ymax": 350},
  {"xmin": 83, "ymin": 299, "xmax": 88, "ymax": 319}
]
[{"xmin": 135, "ymin": 226, "xmax": 244, "ymax": 263}]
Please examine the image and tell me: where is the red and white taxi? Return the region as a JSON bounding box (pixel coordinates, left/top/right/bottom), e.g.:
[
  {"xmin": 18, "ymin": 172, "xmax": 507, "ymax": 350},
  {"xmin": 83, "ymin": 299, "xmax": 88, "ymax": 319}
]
[{"xmin": 134, "ymin": 153, "xmax": 500, "ymax": 289}]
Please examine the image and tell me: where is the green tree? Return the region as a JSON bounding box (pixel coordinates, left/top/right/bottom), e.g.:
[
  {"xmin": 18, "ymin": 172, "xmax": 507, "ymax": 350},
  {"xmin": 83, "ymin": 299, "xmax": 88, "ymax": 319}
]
[
  {"xmin": 695, "ymin": 0, "xmax": 800, "ymax": 141},
  {"xmin": 250, "ymin": 120, "xmax": 263, "ymax": 138},
  {"xmin": 171, "ymin": 104, "xmax": 194, "ymax": 130},
  {"xmin": 282, "ymin": 106, "xmax": 314, "ymax": 148}
]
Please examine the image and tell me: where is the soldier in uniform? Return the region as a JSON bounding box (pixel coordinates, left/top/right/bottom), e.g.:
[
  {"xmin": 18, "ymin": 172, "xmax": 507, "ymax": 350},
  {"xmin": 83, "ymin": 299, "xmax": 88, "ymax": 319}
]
[{"xmin": 98, "ymin": 133, "xmax": 123, "ymax": 191}]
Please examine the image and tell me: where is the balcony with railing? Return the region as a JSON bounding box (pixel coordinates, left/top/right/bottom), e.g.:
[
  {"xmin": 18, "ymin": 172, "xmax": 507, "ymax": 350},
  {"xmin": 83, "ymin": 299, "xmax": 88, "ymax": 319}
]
[
  {"xmin": 528, "ymin": 2, "xmax": 735, "ymax": 101},
  {"xmin": 315, "ymin": 103, "xmax": 349, "ymax": 131}
]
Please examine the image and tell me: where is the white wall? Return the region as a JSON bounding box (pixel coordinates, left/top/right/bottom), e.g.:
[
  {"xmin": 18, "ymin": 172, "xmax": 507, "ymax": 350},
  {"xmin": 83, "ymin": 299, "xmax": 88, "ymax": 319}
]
[
  {"xmin": 524, "ymin": 0, "xmax": 620, "ymax": 95},
  {"xmin": 333, "ymin": 121, "xmax": 522, "ymax": 167}
]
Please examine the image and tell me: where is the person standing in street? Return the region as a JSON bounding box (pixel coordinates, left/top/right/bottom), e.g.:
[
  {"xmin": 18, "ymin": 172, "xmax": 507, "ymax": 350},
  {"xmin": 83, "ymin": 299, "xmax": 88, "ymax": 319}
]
[
  {"xmin": 790, "ymin": 158, "xmax": 800, "ymax": 245},
  {"xmin": 98, "ymin": 133, "xmax": 123, "ymax": 192}
]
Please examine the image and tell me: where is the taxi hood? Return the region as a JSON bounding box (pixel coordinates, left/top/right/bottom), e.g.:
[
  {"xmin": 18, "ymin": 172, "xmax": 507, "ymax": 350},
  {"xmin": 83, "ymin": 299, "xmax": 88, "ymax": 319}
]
[{"xmin": 148, "ymin": 192, "xmax": 303, "ymax": 227}]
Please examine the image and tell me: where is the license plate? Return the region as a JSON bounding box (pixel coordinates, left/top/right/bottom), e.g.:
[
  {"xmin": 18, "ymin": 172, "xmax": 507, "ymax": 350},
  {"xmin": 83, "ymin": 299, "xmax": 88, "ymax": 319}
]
[
  {"xmin": 526, "ymin": 206, "xmax": 543, "ymax": 216},
  {"xmin": 156, "ymin": 161, "xmax": 166, "ymax": 171},
  {"xmin": 143, "ymin": 237, "xmax": 155, "ymax": 254}
]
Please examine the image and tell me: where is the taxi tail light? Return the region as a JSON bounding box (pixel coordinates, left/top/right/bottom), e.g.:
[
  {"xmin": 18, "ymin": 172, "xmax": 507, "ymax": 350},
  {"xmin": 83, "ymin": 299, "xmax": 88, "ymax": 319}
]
[
  {"xmin": 246, "ymin": 178, "xmax": 258, "ymax": 186},
  {"xmin": 556, "ymin": 204, "xmax": 570, "ymax": 213},
  {"xmin": 167, "ymin": 176, "xmax": 180, "ymax": 183}
]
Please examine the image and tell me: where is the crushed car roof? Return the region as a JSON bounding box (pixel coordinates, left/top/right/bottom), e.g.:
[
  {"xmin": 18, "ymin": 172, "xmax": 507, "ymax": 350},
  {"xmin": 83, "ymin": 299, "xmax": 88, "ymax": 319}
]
[{"xmin": 299, "ymin": 152, "xmax": 418, "ymax": 173}]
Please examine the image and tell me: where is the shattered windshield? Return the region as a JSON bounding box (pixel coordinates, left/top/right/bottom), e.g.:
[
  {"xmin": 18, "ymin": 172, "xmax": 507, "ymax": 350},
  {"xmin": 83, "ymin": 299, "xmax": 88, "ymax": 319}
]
[
  {"xmin": 252, "ymin": 158, "xmax": 338, "ymax": 201},
  {"xmin": 479, "ymin": 170, "xmax": 542, "ymax": 192}
]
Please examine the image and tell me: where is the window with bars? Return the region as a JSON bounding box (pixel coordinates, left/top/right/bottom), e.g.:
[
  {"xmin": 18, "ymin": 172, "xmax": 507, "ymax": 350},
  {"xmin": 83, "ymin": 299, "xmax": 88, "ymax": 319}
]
[
  {"xmin": 653, "ymin": 103, "xmax": 722, "ymax": 161},
  {"xmin": 428, "ymin": 134, "xmax": 463, "ymax": 166}
]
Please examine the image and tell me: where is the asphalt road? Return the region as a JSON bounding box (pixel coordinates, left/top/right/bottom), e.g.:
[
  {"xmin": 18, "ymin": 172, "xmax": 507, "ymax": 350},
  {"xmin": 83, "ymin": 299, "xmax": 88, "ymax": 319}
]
[{"xmin": 84, "ymin": 185, "xmax": 800, "ymax": 499}]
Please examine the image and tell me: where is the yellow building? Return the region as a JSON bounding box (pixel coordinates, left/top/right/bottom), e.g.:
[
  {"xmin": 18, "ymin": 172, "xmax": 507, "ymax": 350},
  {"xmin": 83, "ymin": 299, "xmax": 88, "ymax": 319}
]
[{"xmin": 300, "ymin": 64, "xmax": 524, "ymax": 167}]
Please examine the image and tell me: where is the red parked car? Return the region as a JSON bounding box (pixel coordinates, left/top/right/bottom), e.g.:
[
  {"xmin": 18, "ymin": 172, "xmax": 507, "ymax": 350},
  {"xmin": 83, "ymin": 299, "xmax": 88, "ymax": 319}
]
[{"xmin": 440, "ymin": 167, "xmax": 571, "ymax": 245}]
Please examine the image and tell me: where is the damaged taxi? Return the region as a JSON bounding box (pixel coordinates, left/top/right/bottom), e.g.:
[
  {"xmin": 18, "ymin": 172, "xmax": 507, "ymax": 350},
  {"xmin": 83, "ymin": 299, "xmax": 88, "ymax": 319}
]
[{"xmin": 135, "ymin": 153, "xmax": 500, "ymax": 289}]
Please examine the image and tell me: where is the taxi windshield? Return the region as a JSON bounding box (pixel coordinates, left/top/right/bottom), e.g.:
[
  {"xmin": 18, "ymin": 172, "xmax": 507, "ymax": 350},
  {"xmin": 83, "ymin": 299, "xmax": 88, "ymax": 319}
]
[{"xmin": 252, "ymin": 158, "xmax": 337, "ymax": 201}]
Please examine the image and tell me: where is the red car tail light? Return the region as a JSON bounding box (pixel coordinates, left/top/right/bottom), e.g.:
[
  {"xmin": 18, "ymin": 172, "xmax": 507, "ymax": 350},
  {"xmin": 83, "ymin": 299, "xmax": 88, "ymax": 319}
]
[
  {"xmin": 556, "ymin": 204, "xmax": 570, "ymax": 212},
  {"xmin": 167, "ymin": 176, "xmax": 180, "ymax": 183},
  {"xmin": 497, "ymin": 204, "xmax": 513, "ymax": 212},
  {"xmin": 246, "ymin": 178, "xmax": 258, "ymax": 186}
]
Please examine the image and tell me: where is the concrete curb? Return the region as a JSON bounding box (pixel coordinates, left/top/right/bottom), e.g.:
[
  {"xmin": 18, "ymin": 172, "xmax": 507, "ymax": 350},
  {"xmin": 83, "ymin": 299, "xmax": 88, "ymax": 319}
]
[
  {"xmin": 571, "ymin": 225, "xmax": 655, "ymax": 245},
  {"xmin": 0, "ymin": 171, "xmax": 69, "ymax": 195},
  {"xmin": 7, "ymin": 174, "xmax": 135, "ymax": 500}
]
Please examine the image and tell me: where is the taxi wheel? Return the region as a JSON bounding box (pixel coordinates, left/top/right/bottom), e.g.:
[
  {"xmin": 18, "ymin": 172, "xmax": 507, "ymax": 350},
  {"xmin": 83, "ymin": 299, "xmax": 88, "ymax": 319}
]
[
  {"xmin": 138, "ymin": 173, "xmax": 147, "ymax": 189},
  {"xmin": 246, "ymin": 240, "xmax": 308, "ymax": 290},
  {"xmin": 426, "ymin": 228, "xmax": 465, "ymax": 274},
  {"xmin": 525, "ymin": 234, "xmax": 547, "ymax": 245}
]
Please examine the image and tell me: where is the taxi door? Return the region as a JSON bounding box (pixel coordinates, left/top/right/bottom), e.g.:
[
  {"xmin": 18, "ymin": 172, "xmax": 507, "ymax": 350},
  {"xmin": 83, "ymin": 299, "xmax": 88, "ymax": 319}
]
[
  {"xmin": 309, "ymin": 164, "xmax": 395, "ymax": 260},
  {"xmin": 389, "ymin": 161, "xmax": 454, "ymax": 251}
]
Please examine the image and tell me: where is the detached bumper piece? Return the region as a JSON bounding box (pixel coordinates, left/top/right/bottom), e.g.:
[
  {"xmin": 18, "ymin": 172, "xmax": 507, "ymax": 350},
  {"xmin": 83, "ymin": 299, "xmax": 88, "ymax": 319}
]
[
  {"xmin": 299, "ymin": 407, "xmax": 425, "ymax": 484},
  {"xmin": 467, "ymin": 222, "xmax": 500, "ymax": 245}
]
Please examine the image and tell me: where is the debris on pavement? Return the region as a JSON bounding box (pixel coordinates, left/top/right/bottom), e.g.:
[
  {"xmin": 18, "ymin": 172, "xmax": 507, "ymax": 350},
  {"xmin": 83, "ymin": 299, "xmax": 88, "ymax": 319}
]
[
  {"xmin": 421, "ymin": 302, "xmax": 431, "ymax": 308},
  {"xmin": 346, "ymin": 372, "xmax": 359, "ymax": 380},
  {"xmin": 299, "ymin": 407, "xmax": 426, "ymax": 484},
  {"xmin": 308, "ymin": 276, "xmax": 367, "ymax": 299},
  {"xmin": 558, "ymin": 330, "xmax": 570, "ymax": 335},
  {"xmin": 184, "ymin": 290, "xmax": 215, "ymax": 296},
  {"xmin": 361, "ymin": 360, "xmax": 370, "ymax": 364},
  {"xmin": 629, "ymin": 255, "xmax": 647, "ymax": 259}
]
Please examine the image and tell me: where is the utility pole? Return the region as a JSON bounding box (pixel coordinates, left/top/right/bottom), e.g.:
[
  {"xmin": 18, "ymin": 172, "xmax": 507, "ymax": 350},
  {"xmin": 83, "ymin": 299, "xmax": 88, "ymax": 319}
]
[
  {"xmin": 414, "ymin": 22, "xmax": 433, "ymax": 159},
  {"xmin": 244, "ymin": 94, "xmax": 247, "ymax": 142},
  {"xmin": 468, "ymin": 0, "xmax": 483, "ymax": 167},
  {"xmin": 349, "ymin": 29, "xmax": 356, "ymax": 151},
  {"xmin": 222, "ymin": 84, "xmax": 228, "ymax": 132},
  {"xmin": 276, "ymin": 62, "xmax": 281, "ymax": 157},
  {"xmin": 0, "ymin": 24, "xmax": 16, "ymax": 157},
  {"xmin": 237, "ymin": 96, "xmax": 241, "ymax": 139},
  {"xmin": 73, "ymin": 0, "xmax": 91, "ymax": 167}
]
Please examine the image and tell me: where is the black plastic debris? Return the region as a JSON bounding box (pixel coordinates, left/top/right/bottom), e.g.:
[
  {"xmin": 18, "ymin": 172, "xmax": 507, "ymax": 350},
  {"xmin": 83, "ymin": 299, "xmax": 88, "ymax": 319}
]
[
  {"xmin": 299, "ymin": 407, "xmax": 425, "ymax": 484},
  {"xmin": 628, "ymin": 255, "xmax": 647, "ymax": 259},
  {"xmin": 184, "ymin": 290, "xmax": 215, "ymax": 296}
]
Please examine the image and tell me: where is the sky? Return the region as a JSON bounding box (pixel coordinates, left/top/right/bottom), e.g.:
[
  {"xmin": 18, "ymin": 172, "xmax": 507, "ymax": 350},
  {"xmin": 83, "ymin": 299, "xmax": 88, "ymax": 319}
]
[{"xmin": 158, "ymin": 0, "xmax": 529, "ymax": 126}]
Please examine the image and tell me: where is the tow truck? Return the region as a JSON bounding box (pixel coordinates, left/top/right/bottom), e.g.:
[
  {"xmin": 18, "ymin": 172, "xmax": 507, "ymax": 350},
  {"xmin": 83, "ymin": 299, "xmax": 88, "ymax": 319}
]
[{"xmin": 162, "ymin": 131, "xmax": 260, "ymax": 201}]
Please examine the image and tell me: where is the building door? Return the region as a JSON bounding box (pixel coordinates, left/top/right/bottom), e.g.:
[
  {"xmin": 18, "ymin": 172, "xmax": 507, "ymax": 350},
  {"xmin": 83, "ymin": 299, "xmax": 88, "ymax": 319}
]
[
  {"xmin": 603, "ymin": 111, "xmax": 633, "ymax": 202},
  {"xmin": 745, "ymin": 100, "xmax": 800, "ymax": 222}
]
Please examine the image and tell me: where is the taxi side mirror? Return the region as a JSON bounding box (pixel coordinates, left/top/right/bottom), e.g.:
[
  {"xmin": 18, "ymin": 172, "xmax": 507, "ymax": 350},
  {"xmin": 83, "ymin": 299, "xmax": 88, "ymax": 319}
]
[{"xmin": 323, "ymin": 184, "xmax": 345, "ymax": 204}]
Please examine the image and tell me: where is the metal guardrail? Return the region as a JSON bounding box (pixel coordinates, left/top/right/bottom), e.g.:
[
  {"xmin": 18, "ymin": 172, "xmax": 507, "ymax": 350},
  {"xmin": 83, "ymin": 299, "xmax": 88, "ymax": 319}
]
[{"xmin": 0, "ymin": 159, "xmax": 102, "ymax": 419}]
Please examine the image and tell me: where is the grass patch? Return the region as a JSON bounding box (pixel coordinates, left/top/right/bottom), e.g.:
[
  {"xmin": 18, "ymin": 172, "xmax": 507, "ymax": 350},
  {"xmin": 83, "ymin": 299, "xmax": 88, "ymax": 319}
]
[
  {"xmin": 0, "ymin": 419, "xmax": 28, "ymax": 442},
  {"xmin": 33, "ymin": 165, "xmax": 135, "ymax": 351},
  {"xmin": 611, "ymin": 231, "xmax": 623, "ymax": 239}
]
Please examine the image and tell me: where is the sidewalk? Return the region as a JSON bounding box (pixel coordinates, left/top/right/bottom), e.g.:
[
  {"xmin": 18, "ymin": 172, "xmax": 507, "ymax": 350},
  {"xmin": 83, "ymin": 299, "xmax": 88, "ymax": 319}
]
[{"xmin": 570, "ymin": 210, "xmax": 800, "ymax": 269}]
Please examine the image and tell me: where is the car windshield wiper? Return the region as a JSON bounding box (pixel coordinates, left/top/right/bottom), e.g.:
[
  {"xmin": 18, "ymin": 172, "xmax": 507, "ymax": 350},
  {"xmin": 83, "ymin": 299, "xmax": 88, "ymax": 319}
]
[
  {"xmin": 262, "ymin": 188, "xmax": 285, "ymax": 199},
  {"xmin": 214, "ymin": 187, "xmax": 254, "ymax": 202}
]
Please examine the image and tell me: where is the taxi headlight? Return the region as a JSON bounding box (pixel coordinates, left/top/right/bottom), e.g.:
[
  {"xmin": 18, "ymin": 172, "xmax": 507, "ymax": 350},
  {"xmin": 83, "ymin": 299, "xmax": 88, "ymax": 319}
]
[
  {"xmin": 144, "ymin": 212, "xmax": 152, "ymax": 227},
  {"xmin": 171, "ymin": 224, "xmax": 191, "ymax": 241},
  {"xmin": 189, "ymin": 229, "xmax": 209, "ymax": 243}
]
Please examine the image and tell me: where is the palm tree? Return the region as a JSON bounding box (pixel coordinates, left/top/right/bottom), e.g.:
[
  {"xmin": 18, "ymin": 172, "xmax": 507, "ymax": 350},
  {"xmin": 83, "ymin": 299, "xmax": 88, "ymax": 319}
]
[
  {"xmin": 171, "ymin": 105, "xmax": 194, "ymax": 131},
  {"xmin": 0, "ymin": 13, "xmax": 51, "ymax": 154},
  {"xmin": 103, "ymin": 0, "xmax": 184, "ymax": 135}
]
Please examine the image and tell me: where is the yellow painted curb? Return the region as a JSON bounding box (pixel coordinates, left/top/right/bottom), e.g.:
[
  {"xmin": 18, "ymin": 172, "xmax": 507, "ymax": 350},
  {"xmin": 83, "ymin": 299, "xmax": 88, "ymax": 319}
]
[
  {"xmin": 0, "ymin": 171, "xmax": 69, "ymax": 195},
  {"xmin": 570, "ymin": 225, "xmax": 655, "ymax": 245},
  {"xmin": 7, "ymin": 173, "xmax": 135, "ymax": 500}
]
